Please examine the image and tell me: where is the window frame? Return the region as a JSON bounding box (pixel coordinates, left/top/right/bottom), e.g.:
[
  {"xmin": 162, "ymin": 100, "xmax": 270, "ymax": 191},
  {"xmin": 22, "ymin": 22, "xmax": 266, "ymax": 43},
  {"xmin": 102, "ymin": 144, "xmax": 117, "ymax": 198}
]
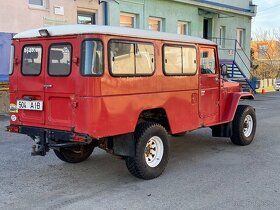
[
  {"xmin": 177, "ymin": 21, "xmax": 190, "ymax": 35},
  {"xmin": 80, "ymin": 38, "xmax": 104, "ymax": 77},
  {"xmin": 120, "ymin": 12, "xmax": 137, "ymax": 28},
  {"xmin": 149, "ymin": 17, "xmax": 163, "ymax": 32},
  {"xmin": 28, "ymin": 0, "xmax": 48, "ymax": 10},
  {"xmin": 21, "ymin": 44, "xmax": 43, "ymax": 76},
  {"xmin": 236, "ymin": 28, "xmax": 245, "ymax": 49},
  {"xmin": 162, "ymin": 44, "xmax": 197, "ymax": 76},
  {"xmin": 77, "ymin": 11, "xmax": 96, "ymax": 25},
  {"xmin": 47, "ymin": 42, "xmax": 73, "ymax": 77},
  {"xmin": 108, "ymin": 39, "xmax": 156, "ymax": 77},
  {"xmin": 9, "ymin": 44, "xmax": 15, "ymax": 76}
]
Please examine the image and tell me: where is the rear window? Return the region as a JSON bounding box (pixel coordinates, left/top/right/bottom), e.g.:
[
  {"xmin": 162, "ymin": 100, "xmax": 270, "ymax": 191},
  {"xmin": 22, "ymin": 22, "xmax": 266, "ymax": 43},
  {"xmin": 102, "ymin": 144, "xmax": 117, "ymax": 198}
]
[
  {"xmin": 48, "ymin": 43, "xmax": 72, "ymax": 76},
  {"xmin": 81, "ymin": 40, "xmax": 104, "ymax": 76},
  {"xmin": 22, "ymin": 45, "xmax": 42, "ymax": 75}
]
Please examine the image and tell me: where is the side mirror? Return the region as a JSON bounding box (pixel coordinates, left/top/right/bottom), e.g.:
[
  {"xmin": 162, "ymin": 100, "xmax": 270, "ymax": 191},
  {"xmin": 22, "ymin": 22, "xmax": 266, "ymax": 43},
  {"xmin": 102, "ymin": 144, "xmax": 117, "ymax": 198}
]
[{"xmin": 220, "ymin": 64, "xmax": 228, "ymax": 77}]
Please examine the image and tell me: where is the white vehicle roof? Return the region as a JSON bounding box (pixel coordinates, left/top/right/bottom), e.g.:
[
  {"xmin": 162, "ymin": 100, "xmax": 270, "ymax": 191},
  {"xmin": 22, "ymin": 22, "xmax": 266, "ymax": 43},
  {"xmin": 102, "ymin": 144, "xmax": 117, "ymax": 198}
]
[{"xmin": 14, "ymin": 25, "xmax": 216, "ymax": 45}]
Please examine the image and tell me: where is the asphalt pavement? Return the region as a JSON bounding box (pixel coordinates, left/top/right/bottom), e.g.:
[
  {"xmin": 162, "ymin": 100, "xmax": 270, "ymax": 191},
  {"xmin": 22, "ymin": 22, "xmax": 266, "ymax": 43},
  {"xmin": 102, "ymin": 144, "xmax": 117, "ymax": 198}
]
[{"xmin": 0, "ymin": 92, "xmax": 280, "ymax": 210}]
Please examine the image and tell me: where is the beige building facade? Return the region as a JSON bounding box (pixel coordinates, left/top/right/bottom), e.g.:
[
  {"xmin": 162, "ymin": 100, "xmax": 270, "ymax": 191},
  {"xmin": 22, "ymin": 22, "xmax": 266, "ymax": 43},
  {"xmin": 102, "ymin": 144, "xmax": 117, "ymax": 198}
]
[{"xmin": 0, "ymin": 0, "xmax": 104, "ymax": 33}]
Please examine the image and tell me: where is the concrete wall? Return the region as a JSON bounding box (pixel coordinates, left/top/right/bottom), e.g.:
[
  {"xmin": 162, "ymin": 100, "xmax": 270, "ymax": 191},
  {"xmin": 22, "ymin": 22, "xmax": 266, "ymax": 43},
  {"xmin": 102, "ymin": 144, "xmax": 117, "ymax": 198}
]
[
  {"xmin": 0, "ymin": 0, "xmax": 104, "ymax": 33},
  {"xmin": 0, "ymin": 91, "xmax": 9, "ymax": 113}
]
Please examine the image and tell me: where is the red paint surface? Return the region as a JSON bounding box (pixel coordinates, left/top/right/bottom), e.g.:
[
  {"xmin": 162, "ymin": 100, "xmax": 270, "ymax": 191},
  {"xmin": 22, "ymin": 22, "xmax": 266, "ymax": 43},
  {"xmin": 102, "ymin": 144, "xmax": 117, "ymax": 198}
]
[{"xmin": 9, "ymin": 34, "xmax": 253, "ymax": 139}]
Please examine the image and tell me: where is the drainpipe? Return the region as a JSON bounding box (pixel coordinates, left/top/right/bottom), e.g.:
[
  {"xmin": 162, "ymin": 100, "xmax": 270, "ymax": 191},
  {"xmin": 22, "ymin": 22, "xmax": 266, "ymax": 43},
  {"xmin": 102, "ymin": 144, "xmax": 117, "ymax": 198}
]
[{"xmin": 104, "ymin": 1, "xmax": 108, "ymax": 25}]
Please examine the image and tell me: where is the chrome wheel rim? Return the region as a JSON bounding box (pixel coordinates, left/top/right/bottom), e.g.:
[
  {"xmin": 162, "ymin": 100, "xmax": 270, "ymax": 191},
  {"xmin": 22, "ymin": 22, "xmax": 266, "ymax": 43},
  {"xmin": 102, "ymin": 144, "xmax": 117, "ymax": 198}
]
[
  {"xmin": 243, "ymin": 115, "xmax": 253, "ymax": 137},
  {"xmin": 144, "ymin": 136, "xmax": 164, "ymax": 168}
]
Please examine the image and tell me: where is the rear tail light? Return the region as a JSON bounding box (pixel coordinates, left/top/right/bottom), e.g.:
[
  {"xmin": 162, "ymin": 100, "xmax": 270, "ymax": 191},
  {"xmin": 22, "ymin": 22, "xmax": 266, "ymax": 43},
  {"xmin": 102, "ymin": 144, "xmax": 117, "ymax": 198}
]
[
  {"xmin": 72, "ymin": 134, "xmax": 87, "ymax": 142},
  {"xmin": 7, "ymin": 126, "xmax": 19, "ymax": 133}
]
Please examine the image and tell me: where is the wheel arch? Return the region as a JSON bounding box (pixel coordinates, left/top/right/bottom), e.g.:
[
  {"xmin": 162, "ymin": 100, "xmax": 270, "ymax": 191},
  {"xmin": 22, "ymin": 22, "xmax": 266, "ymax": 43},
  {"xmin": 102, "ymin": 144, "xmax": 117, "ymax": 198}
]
[
  {"xmin": 221, "ymin": 92, "xmax": 254, "ymax": 123},
  {"xmin": 136, "ymin": 108, "xmax": 171, "ymax": 133}
]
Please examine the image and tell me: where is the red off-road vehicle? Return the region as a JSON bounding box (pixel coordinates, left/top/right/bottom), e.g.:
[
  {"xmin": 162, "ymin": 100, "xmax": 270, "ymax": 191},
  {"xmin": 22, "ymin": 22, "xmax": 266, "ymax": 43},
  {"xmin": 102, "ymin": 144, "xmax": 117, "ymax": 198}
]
[{"xmin": 7, "ymin": 25, "xmax": 256, "ymax": 179}]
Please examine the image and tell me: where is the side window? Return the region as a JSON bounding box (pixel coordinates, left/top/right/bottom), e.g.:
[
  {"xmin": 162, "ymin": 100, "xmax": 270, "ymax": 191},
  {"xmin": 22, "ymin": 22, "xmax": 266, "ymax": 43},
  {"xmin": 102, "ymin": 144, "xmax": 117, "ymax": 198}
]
[
  {"xmin": 110, "ymin": 42, "xmax": 135, "ymax": 75},
  {"xmin": 9, "ymin": 45, "xmax": 15, "ymax": 75},
  {"xmin": 183, "ymin": 47, "xmax": 197, "ymax": 74},
  {"xmin": 81, "ymin": 40, "xmax": 104, "ymax": 76},
  {"xmin": 22, "ymin": 45, "xmax": 42, "ymax": 76},
  {"xmin": 200, "ymin": 48, "xmax": 216, "ymax": 74},
  {"xmin": 109, "ymin": 41, "xmax": 154, "ymax": 76},
  {"xmin": 164, "ymin": 46, "xmax": 182, "ymax": 74},
  {"xmin": 135, "ymin": 43, "xmax": 154, "ymax": 74},
  {"xmin": 48, "ymin": 43, "xmax": 72, "ymax": 76},
  {"xmin": 164, "ymin": 45, "xmax": 197, "ymax": 75}
]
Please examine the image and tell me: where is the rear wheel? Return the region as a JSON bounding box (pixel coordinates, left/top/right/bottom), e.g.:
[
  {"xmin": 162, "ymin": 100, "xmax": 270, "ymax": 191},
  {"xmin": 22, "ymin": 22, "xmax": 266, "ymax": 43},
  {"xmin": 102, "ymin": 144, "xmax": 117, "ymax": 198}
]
[
  {"xmin": 231, "ymin": 105, "xmax": 256, "ymax": 146},
  {"xmin": 54, "ymin": 142, "xmax": 95, "ymax": 163},
  {"xmin": 125, "ymin": 122, "xmax": 170, "ymax": 180}
]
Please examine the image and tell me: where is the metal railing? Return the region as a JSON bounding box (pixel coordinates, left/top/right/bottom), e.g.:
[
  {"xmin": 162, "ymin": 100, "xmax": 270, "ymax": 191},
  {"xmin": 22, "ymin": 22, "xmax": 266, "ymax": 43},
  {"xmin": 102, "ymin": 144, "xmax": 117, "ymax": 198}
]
[{"xmin": 209, "ymin": 37, "xmax": 256, "ymax": 92}]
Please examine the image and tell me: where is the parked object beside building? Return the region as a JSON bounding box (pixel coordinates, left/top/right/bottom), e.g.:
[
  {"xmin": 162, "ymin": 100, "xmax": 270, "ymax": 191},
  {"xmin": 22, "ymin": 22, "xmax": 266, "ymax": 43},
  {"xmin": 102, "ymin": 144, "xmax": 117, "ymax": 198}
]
[
  {"xmin": 7, "ymin": 25, "xmax": 257, "ymax": 179},
  {"xmin": 0, "ymin": 0, "xmax": 257, "ymax": 113}
]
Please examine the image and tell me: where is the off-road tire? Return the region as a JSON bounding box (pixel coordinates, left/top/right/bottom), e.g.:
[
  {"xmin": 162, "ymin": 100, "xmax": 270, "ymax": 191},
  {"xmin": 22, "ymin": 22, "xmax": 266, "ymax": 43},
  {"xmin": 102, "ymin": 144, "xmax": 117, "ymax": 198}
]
[
  {"xmin": 231, "ymin": 105, "xmax": 256, "ymax": 146},
  {"xmin": 54, "ymin": 142, "xmax": 95, "ymax": 163},
  {"xmin": 125, "ymin": 122, "xmax": 170, "ymax": 180}
]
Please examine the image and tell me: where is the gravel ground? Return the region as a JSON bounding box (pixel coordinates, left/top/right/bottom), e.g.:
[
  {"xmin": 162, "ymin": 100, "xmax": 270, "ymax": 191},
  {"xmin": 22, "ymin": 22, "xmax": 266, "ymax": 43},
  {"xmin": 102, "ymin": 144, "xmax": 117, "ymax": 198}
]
[{"xmin": 0, "ymin": 92, "xmax": 280, "ymax": 210}]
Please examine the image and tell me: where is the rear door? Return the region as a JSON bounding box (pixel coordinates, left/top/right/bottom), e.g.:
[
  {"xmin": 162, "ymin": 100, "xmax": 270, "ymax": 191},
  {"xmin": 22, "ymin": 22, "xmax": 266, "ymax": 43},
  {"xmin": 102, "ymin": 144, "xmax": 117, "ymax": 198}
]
[
  {"xmin": 17, "ymin": 41, "xmax": 45, "ymax": 125},
  {"xmin": 199, "ymin": 46, "xmax": 220, "ymax": 119},
  {"xmin": 44, "ymin": 39, "xmax": 77, "ymax": 129}
]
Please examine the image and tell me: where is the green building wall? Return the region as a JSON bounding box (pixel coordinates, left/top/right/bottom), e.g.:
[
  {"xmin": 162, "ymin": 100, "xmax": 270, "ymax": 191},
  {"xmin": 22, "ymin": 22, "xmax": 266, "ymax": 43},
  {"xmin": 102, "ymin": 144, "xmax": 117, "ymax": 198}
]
[{"xmin": 108, "ymin": 0, "xmax": 254, "ymax": 76}]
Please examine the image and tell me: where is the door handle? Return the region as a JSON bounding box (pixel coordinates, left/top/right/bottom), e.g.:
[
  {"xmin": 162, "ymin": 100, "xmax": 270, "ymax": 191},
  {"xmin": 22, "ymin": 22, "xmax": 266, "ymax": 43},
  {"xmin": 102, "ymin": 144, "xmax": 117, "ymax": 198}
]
[{"xmin": 43, "ymin": 84, "xmax": 53, "ymax": 89}]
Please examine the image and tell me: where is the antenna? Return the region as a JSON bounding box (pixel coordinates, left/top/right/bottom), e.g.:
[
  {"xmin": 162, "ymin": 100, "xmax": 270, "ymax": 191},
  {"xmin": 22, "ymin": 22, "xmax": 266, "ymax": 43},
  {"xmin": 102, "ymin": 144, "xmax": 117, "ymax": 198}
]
[{"xmin": 99, "ymin": 0, "xmax": 119, "ymax": 4}]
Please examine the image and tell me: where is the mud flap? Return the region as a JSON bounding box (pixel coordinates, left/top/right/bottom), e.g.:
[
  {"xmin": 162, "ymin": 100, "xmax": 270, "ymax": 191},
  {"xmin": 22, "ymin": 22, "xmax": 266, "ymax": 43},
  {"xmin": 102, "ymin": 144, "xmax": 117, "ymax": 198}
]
[{"xmin": 113, "ymin": 133, "xmax": 135, "ymax": 157}]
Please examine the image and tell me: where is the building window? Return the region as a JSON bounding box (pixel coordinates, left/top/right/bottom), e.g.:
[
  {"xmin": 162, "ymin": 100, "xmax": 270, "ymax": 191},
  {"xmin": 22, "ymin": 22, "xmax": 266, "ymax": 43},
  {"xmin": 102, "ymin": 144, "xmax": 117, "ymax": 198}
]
[
  {"xmin": 177, "ymin": 22, "xmax": 190, "ymax": 35},
  {"xmin": 236, "ymin": 28, "xmax": 245, "ymax": 49},
  {"xmin": 219, "ymin": 26, "xmax": 226, "ymax": 48},
  {"xmin": 29, "ymin": 0, "xmax": 48, "ymax": 9},
  {"xmin": 77, "ymin": 12, "xmax": 96, "ymax": 25},
  {"xmin": 149, "ymin": 18, "xmax": 162, "ymax": 32},
  {"xmin": 120, "ymin": 13, "xmax": 136, "ymax": 28}
]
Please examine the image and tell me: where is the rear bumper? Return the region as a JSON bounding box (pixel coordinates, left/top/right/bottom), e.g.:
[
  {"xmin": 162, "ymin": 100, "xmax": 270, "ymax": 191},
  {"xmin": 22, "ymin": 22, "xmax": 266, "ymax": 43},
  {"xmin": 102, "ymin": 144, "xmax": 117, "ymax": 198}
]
[
  {"xmin": 7, "ymin": 125, "xmax": 93, "ymax": 156},
  {"xmin": 7, "ymin": 125, "xmax": 92, "ymax": 144}
]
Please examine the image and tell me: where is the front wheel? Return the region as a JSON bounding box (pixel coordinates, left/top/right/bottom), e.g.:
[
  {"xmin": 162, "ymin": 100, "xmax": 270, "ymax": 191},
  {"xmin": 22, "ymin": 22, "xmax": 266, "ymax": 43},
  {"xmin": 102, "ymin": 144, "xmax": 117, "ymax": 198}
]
[
  {"xmin": 125, "ymin": 122, "xmax": 170, "ymax": 180},
  {"xmin": 54, "ymin": 142, "xmax": 95, "ymax": 163},
  {"xmin": 230, "ymin": 105, "xmax": 256, "ymax": 146}
]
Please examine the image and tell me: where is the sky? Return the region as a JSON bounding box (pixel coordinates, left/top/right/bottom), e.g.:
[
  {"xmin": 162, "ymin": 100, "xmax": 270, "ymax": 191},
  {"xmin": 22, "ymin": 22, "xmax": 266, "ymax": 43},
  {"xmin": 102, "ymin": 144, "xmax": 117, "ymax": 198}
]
[{"xmin": 252, "ymin": 0, "xmax": 280, "ymax": 33}]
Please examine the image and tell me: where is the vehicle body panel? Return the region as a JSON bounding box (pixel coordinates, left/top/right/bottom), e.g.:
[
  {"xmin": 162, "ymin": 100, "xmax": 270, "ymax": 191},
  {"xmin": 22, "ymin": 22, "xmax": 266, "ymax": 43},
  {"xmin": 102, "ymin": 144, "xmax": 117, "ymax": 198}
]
[{"xmin": 9, "ymin": 31, "xmax": 253, "ymax": 140}]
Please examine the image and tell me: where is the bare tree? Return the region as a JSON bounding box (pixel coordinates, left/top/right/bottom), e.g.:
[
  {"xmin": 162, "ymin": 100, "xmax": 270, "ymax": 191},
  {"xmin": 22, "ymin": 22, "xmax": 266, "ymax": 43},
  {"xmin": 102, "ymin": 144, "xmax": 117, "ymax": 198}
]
[{"xmin": 252, "ymin": 29, "xmax": 280, "ymax": 79}]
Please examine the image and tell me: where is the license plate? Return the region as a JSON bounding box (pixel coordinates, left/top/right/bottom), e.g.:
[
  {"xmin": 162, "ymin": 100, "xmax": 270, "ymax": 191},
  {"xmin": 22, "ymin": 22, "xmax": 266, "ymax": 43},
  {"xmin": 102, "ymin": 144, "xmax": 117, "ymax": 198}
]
[{"xmin": 17, "ymin": 100, "xmax": 43, "ymax": 111}]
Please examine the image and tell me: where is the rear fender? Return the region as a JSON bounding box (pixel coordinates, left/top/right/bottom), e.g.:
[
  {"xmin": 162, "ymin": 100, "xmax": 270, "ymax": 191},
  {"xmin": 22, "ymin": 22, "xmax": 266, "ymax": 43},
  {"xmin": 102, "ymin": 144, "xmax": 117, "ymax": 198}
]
[{"xmin": 221, "ymin": 92, "xmax": 254, "ymax": 123}]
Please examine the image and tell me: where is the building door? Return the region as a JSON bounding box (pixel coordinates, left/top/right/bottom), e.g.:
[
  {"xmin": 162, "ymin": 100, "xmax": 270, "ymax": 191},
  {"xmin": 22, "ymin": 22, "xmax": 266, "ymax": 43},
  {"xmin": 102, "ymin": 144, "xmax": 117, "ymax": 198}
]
[
  {"xmin": 203, "ymin": 18, "xmax": 212, "ymax": 39},
  {"xmin": 199, "ymin": 46, "xmax": 220, "ymax": 120}
]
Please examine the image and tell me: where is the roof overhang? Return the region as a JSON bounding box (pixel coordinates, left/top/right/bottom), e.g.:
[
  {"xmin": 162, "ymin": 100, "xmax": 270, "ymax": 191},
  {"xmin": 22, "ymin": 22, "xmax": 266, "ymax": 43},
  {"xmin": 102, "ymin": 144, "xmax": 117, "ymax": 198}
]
[{"xmin": 173, "ymin": 0, "xmax": 257, "ymax": 17}]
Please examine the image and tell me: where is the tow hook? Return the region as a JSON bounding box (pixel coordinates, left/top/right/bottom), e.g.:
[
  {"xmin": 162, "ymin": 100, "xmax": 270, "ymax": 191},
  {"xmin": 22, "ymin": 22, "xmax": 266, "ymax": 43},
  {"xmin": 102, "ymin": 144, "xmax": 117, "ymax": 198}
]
[{"xmin": 31, "ymin": 137, "xmax": 49, "ymax": 156}]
